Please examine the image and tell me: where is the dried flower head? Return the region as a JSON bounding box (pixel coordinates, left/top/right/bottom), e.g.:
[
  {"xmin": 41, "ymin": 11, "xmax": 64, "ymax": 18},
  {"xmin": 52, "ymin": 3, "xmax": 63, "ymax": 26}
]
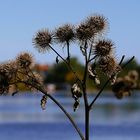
[
  {"xmin": 76, "ymin": 23, "xmax": 93, "ymax": 41},
  {"xmin": 0, "ymin": 61, "xmax": 17, "ymax": 95},
  {"xmin": 112, "ymin": 69, "xmax": 139, "ymax": 99},
  {"xmin": 76, "ymin": 15, "xmax": 108, "ymax": 42},
  {"xmin": 124, "ymin": 75, "xmax": 137, "ymax": 88},
  {"xmin": 0, "ymin": 61, "xmax": 17, "ymax": 81},
  {"xmin": 86, "ymin": 15, "xmax": 108, "ymax": 34},
  {"xmin": 128, "ymin": 70, "xmax": 139, "ymax": 81},
  {"xmin": 112, "ymin": 76, "xmax": 135, "ymax": 99},
  {"xmin": 0, "ymin": 74, "xmax": 9, "ymax": 95},
  {"xmin": 33, "ymin": 29, "xmax": 52, "ymax": 52},
  {"xmin": 98, "ymin": 56, "xmax": 121, "ymax": 77},
  {"xmin": 55, "ymin": 24, "xmax": 75, "ymax": 44},
  {"xmin": 93, "ymin": 39, "xmax": 114, "ymax": 57},
  {"xmin": 16, "ymin": 52, "xmax": 33, "ymax": 69}
]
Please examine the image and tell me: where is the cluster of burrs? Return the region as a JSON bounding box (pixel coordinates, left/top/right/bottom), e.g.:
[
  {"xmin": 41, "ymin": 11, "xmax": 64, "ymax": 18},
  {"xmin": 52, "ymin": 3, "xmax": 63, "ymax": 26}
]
[
  {"xmin": 0, "ymin": 52, "xmax": 43, "ymax": 95},
  {"xmin": 33, "ymin": 14, "xmax": 123, "ymax": 111},
  {"xmin": 112, "ymin": 70, "xmax": 139, "ymax": 99}
]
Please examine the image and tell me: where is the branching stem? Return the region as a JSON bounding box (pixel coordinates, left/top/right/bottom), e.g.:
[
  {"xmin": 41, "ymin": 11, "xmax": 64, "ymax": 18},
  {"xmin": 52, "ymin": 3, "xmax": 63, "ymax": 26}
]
[
  {"xmin": 89, "ymin": 56, "xmax": 135, "ymax": 110},
  {"xmin": 49, "ymin": 45, "xmax": 82, "ymax": 84},
  {"xmin": 16, "ymin": 80, "xmax": 85, "ymax": 140}
]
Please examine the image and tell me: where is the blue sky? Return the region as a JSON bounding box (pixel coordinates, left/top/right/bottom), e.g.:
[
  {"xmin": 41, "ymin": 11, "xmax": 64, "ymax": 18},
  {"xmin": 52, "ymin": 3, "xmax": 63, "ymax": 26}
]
[{"xmin": 0, "ymin": 0, "xmax": 140, "ymax": 64}]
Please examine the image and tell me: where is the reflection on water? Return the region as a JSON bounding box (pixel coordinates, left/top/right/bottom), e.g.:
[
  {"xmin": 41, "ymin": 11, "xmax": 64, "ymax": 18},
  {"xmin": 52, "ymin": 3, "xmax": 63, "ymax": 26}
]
[{"xmin": 0, "ymin": 91, "xmax": 140, "ymax": 140}]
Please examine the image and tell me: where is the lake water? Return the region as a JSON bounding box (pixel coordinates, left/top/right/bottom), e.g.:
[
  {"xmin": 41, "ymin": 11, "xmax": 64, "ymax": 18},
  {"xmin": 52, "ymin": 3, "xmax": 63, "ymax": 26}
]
[{"xmin": 0, "ymin": 91, "xmax": 140, "ymax": 140}]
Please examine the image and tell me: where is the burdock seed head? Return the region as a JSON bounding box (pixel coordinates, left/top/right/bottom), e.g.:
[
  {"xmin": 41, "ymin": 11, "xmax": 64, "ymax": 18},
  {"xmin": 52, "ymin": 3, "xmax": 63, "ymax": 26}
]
[
  {"xmin": 0, "ymin": 61, "xmax": 18, "ymax": 95},
  {"xmin": 76, "ymin": 23, "xmax": 93, "ymax": 42},
  {"xmin": 33, "ymin": 29, "xmax": 52, "ymax": 52},
  {"xmin": 76, "ymin": 14, "xmax": 108, "ymax": 42},
  {"xmin": 0, "ymin": 61, "xmax": 17, "ymax": 80},
  {"xmin": 112, "ymin": 75, "xmax": 137, "ymax": 99},
  {"xmin": 86, "ymin": 14, "xmax": 108, "ymax": 35},
  {"xmin": 128, "ymin": 70, "xmax": 139, "ymax": 81},
  {"xmin": 55, "ymin": 24, "xmax": 75, "ymax": 44},
  {"xmin": 93, "ymin": 39, "xmax": 114, "ymax": 57},
  {"xmin": 16, "ymin": 52, "xmax": 33, "ymax": 69},
  {"xmin": 98, "ymin": 56, "xmax": 121, "ymax": 77}
]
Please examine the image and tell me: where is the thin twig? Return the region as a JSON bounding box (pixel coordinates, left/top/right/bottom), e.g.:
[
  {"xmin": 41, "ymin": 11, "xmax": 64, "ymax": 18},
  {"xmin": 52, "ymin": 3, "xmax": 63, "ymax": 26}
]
[
  {"xmin": 49, "ymin": 45, "xmax": 82, "ymax": 84},
  {"xmin": 16, "ymin": 80, "xmax": 85, "ymax": 140},
  {"xmin": 88, "ymin": 55, "xmax": 97, "ymax": 63},
  {"xmin": 66, "ymin": 41, "xmax": 70, "ymax": 64},
  {"xmin": 87, "ymin": 42, "xmax": 93, "ymax": 61},
  {"xmin": 119, "ymin": 55, "xmax": 125, "ymax": 65},
  {"xmin": 89, "ymin": 78, "xmax": 110, "ymax": 110},
  {"xmin": 82, "ymin": 41, "xmax": 90, "ymax": 140},
  {"xmin": 82, "ymin": 41, "xmax": 89, "ymax": 107},
  {"xmin": 122, "ymin": 56, "xmax": 135, "ymax": 68}
]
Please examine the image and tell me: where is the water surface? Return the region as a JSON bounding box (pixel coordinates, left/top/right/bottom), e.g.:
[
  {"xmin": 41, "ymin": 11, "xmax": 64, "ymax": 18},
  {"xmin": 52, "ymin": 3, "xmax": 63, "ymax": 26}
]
[{"xmin": 0, "ymin": 92, "xmax": 140, "ymax": 140}]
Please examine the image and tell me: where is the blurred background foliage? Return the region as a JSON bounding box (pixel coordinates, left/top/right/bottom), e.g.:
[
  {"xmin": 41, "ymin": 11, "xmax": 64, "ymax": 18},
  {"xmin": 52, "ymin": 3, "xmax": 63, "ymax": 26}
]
[
  {"xmin": 41, "ymin": 57, "xmax": 140, "ymax": 91},
  {"xmin": 15, "ymin": 57, "xmax": 140, "ymax": 91},
  {"xmin": 17, "ymin": 57, "xmax": 140, "ymax": 92}
]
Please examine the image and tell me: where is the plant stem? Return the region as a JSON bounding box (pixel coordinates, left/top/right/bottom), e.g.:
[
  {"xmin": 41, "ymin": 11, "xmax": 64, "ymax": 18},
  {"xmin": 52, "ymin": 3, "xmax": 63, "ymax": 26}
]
[
  {"xmin": 47, "ymin": 94, "xmax": 85, "ymax": 140},
  {"xmin": 17, "ymin": 80, "xmax": 85, "ymax": 140},
  {"xmin": 82, "ymin": 41, "xmax": 90, "ymax": 140},
  {"xmin": 88, "ymin": 55, "xmax": 97, "ymax": 63},
  {"xmin": 85, "ymin": 106, "xmax": 90, "ymax": 140},
  {"xmin": 122, "ymin": 56, "xmax": 135, "ymax": 68},
  {"xmin": 119, "ymin": 55, "xmax": 125, "ymax": 65},
  {"xmin": 40, "ymin": 89, "xmax": 85, "ymax": 140},
  {"xmin": 89, "ymin": 56, "xmax": 135, "ymax": 110},
  {"xmin": 49, "ymin": 45, "xmax": 82, "ymax": 84},
  {"xmin": 82, "ymin": 41, "xmax": 88, "ymax": 106},
  {"xmin": 66, "ymin": 41, "xmax": 70, "ymax": 64},
  {"xmin": 89, "ymin": 78, "xmax": 110, "ymax": 110},
  {"xmin": 87, "ymin": 43, "xmax": 93, "ymax": 61}
]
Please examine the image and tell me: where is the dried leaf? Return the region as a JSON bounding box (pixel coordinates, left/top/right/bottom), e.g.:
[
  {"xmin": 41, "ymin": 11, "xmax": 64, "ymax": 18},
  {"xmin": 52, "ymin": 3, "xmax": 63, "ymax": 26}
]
[
  {"xmin": 40, "ymin": 95, "xmax": 48, "ymax": 110},
  {"xmin": 56, "ymin": 56, "xmax": 59, "ymax": 64},
  {"xmin": 80, "ymin": 46, "xmax": 86, "ymax": 56},
  {"xmin": 73, "ymin": 100, "xmax": 80, "ymax": 112},
  {"xmin": 71, "ymin": 83, "xmax": 82, "ymax": 99}
]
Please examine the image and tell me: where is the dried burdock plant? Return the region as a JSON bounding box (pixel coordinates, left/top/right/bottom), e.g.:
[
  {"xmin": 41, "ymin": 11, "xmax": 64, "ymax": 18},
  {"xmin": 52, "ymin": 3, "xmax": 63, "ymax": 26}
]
[
  {"xmin": 76, "ymin": 15, "xmax": 108, "ymax": 43},
  {"xmin": 33, "ymin": 29, "xmax": 53, "ymax": 52},
  {"xmin": 16, "ymin": 52, "xmax": 33, "ymax": 69},
  {"xmin": 85, "ymin": 15, "xmax": 108, "ymax": 35},
  {"xmin": 55, "ymin": 24, "xmax": 75, "ymax": 44},
  {"xmin": 55, "ymin": 24, "xmax": 75, "ymax": 63},
  {"xmin": 0, "ymin": 14, "xmax": 136, "ymax": 140},
  {"xmin": 98, "ymin": 56, "xmax": 121, "ymax": 78},
  {"xmin": 112, "ymin": 70, "xmax": 139, "ymax": 99},
  {"xmin": 93, "ymin": 39, "xmax": 114, "ymax": 57},
  {"xmin": 76, "ymin": 23, "xmax": 94, "ymax": 42}
]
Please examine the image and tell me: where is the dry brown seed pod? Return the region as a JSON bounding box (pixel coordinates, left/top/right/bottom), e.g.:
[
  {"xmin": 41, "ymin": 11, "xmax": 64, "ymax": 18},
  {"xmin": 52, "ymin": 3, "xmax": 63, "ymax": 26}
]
[
  {"xmin": 93, "ymin": 39, "xmax": 114, "ymax": 57},
  {"xmin": 86, "ymin": 15, "xmax": 108, "ymax": 34},
  {"xmin": 33, "ymin": 29, "xmax": 52, "ymax": 52},
  {"xmin": 16, "ymin": 52, "xmax": 33, "ymax": 68},
  {"xmin": 76, "ymin": 23, "xmax": 93, "ymax": 41},
  {"xmin": 55, "ymin": 24, "xmax": 75, "ymax": 44},
  {"xmin": 98, "ymin": 56, "xmax": 121, "ymax": 78}
]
